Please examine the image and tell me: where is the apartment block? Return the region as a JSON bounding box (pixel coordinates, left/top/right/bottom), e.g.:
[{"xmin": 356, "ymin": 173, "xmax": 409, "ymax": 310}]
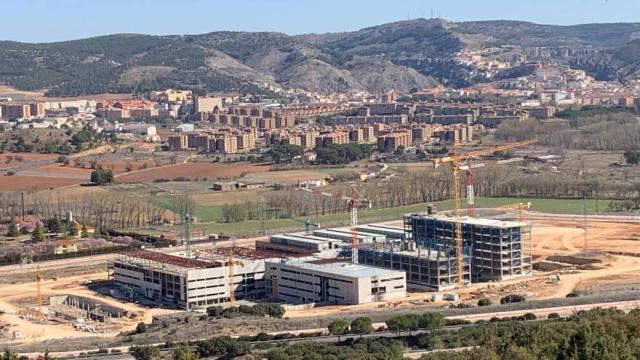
[
  {"xmin": 315, "ymin": 132, "xmax": 349, "ymax": 149},
  {"xmin": 411, "ymin": 125, "xmax": 434, "ymax": 142},
  {"xmin": 236, "ymin": 133, "xmax": 256, "ymax": 150},
  {"xmin": 1, "ymin": 104, "xmax": 30, "ymax": 119},
  {"xmin": 216, "ymin": 136, "xmax": 238, "ymax": 154},
  {"xmin": 168, "ymin": 134, "xmax": 188, "ymax": 151},
  {"xmin": 527, "ymin": 106, "xmax": 556, "ymax": 119},
  {"xmin": 28, "ymin": 102, "xmax": 45, "ymax": 117},
  {"xmin": 349, "ymin": 128, "xmax": 364, "ymax": 143},
  {"xmin": 377, "ymin": 131, "xmax": 411, "ymax": 152}
]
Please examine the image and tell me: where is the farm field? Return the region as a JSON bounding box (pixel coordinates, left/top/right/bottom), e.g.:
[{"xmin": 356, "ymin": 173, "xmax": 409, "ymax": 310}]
[
  {"xmin": 20, "ymin": 164, "xmax": 92, "ymax": 179},
  {"xmin": 116, "ymin": 162, "xmax": 271, "ymax": 182},
  {"xmin": 0, "ymin": 175, "xmax": 81, "ymax": 191}
]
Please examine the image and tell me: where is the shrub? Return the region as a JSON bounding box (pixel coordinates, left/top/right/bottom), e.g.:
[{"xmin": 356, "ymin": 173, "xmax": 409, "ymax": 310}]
[
  {"xmin": 523, "ymin": 312, "xmax": 537, "ymax": 320},
  {"xmin": 477, "ymin": 298, "xmax": 492, "ymax": 307},
  {"xmin": 90, "ymin": 169, "xmax": 114, "ymax": 185},
  {"xmin": 500, "ymin": 294, "xmax": 527, "ymax": 304},
  {"xmin": 547, "ymin": 312, "xmax": 561, "ymax": 320},
  {"xmin": 135, "ymin": 321, "xmax": 147, "ymax": 334}
]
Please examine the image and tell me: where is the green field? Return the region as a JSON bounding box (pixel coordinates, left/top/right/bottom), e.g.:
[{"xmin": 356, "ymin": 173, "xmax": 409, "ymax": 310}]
[{"xmin": 158, "ymin": 197, "xmax": 612, "ymax": 237}]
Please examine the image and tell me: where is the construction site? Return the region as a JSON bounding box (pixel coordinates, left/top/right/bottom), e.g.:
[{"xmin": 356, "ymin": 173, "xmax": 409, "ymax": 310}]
[
  {"xmin": 1, "ymin": 139, "xmax": 640, "ymax": 346},
  {"xmin": 105, "ymin": 140, "xmax": 600, "ymax": 310}
]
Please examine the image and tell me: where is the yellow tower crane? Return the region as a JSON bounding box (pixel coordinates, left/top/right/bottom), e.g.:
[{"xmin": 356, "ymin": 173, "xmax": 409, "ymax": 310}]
[
  {"xmin": 433, "ymin": 139, "xmax": 537, "ymax": 285},
  {"xmin": 497, "ymin": 202, "xmax": 531, "ymax": 222},
  {"xmin": 497, "ymin": 202, "xmax": 533, "ymax": 275}
]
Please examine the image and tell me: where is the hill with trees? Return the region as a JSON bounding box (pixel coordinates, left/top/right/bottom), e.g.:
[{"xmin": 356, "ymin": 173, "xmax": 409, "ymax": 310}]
[{"xmin": 3, "ymin": 19, "xmax": 640, "ymax": 95}]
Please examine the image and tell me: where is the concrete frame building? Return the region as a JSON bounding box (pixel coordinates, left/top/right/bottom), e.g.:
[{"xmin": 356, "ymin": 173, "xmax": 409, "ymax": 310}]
[
  {"xmin": 265, "ymin": 259, "xmax": 406, "ymax": 305},
  {"xmin": 405, "ymin": 214, "xmax": 531, "ymax": 282},
  {"xmin": 358, "ymin": 246, "xmax": 470, "ymax": 291},
  {"xmin": 112, "ymin": 250, "xmax": 270, "ymax": 310}
]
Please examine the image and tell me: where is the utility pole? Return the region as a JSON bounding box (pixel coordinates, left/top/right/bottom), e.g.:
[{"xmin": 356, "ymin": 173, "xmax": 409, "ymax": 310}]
[{"xmin": 21, "ymin": 192, "xmax": 25, "ymax": 222}]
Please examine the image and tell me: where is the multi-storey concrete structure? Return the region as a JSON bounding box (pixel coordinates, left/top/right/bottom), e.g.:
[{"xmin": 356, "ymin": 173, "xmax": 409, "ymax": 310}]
[
  {"xmin": 112, "ymin": 250, "xmax": 269, "ymax": 310},
  {"xmin": 405, "ymin": 214, "xmax": 531, "ymax": 282},
  {"xmin": 1, "ymin": 104, "xmax": 30, "ymax": 119},
  {"xmin": 28, "ymin": 103, "xmax": 45, "ymax": 117},
  {"xmin": 168, "ymin": 134, "xmax": 188, "ymax": 151},
  {"xmin": 265, "ymin": 259, "xmax": 406, "ymax": 305}
]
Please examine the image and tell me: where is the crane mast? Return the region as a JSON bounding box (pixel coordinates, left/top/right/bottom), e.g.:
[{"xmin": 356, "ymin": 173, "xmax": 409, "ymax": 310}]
[
  {"xmin": 350, "ymin": 199, "xmax": 359, "ymax": 264},
  {"xmin": 434, "ymin": 139, "xmax": 537, "ymax": 285}
]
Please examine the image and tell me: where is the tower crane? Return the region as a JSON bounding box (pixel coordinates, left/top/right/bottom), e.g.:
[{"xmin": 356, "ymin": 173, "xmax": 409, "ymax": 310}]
[
  {"xmin": 496, "ymin": 202, "xmax": 531, "ymax": 222},
  {"xmin": 298, "ymin": 186, "xmax": 372, "ymax": 264},
  {"xmin": 433, "ymin": 139, "xmax": 537, "ymax": 285},
  {"xmin": 497, "ymin": 202, "xmax": 533, "ymax": 275}
]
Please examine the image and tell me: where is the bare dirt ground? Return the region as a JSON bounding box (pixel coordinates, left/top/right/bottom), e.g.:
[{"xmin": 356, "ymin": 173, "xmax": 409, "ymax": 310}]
[
  {"xmin": 1, "ymin": 214, "xmax": 638, "ymax": 346},
  {"xmin": 116, "ymin": 162, "xmax": 270, "ymax": 183},
  {"xmin": 0, "ymin": 176, "xmax": 82, "ymax": 191},
  {"xmin": 19, "ymin": 164, "xmax": 92, "ymax": 179},
  {"xmin": 0, "ymin": 154, "xmax": 58, "ymax": 170},
  {"xmin": 285, "ymin": 216, "xmax": 640, "ymax": 319},
  {"xmin": 0, "ymin": 272, "xmax": 178, "ymax": 344}
]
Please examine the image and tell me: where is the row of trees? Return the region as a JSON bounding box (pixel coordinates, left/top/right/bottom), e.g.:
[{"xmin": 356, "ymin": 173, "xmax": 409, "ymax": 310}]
[
  {"xmin": 217, "ymin": 166, "xmax": 640, "ymax": 222},
  {"xmin": 494, "ymin": 112, "xmax": 640, "ymax": 151},
  {"xmin": 421, "ymin": 308, "xmax": 640, "ymax": 359},
  {"xmin": 206, "ymin": 303, "xmax": 285, "ymax": 318},
  {"xmin": 0, "ymin": 191, "xmax": 166, "ymax": 237}
]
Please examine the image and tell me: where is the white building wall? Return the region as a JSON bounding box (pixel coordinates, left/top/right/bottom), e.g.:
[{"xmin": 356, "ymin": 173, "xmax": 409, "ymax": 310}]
[{"xmin": 265, "ymin": 261, "xmax": 406, "ymax": 305}]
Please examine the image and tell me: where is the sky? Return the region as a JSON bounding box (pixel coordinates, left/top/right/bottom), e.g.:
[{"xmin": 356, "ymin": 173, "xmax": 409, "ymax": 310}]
[{"xmin": 1, "ymin": 0, "xmax": 639, "ymax": 43}]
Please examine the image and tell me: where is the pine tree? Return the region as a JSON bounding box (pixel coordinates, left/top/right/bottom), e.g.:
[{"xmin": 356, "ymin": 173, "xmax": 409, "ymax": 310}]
[
  {"xmin": 8, "ymin": 219, "xmax": 19, "ymax": 238},
  {"xmin": 32, "ymin": 223, "xmax": 45, "ymax": 242}
]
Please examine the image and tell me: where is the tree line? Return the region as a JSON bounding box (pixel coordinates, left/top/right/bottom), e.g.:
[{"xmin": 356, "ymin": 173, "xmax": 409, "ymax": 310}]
[
  {"xmin": 0, "ymin": 191, "xmax": 166, "ymax": 236},
  {"xmin": 494, "ymin": 112, "xmax": 640, "ymax": 151},
  {"xmin": 219, "ymin": 166, "xmax": 640, "ymax": 222}
]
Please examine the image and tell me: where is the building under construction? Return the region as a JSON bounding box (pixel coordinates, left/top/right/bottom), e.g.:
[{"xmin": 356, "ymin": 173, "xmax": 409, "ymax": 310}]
[
  {"xmin": 405, "ymin": 213, "xmax": 532, "ymax": 282},
  {"xmin": 112, "ymin": 247, "xmax": 294, "ymax": 310},
  {"xmin": 358, "ymin": 244, "xmax": 471, "ymax": 291}
]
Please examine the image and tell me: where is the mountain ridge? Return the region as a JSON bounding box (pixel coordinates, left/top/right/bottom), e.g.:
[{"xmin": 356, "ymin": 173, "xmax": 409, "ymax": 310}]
[{"xmin": 2, "ymin": 19, "xmax": 640, "ymax": 96}]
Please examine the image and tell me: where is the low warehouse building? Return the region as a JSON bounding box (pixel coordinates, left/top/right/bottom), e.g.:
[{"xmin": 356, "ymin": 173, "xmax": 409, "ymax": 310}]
[{"xmin": 265, "ymin": 259, "xmax": 406, "ymax": 305}]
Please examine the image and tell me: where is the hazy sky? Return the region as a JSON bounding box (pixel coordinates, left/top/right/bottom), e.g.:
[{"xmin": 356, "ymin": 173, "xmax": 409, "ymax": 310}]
[{"xmin": 2, "ymin": 0, "xmax": 638, "ymax": 43}]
